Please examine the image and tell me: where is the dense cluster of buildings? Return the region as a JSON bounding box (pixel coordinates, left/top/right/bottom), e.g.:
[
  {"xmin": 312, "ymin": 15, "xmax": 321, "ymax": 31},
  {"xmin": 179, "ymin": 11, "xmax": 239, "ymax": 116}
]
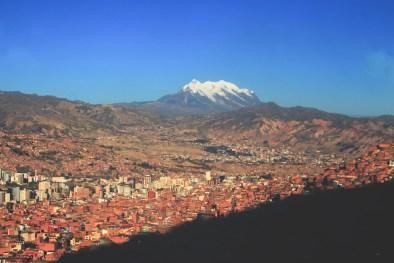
[
  {"xmin": 316, "ymin": 143, "xmax": 394, "ymax": 188},
  {"xmin": 0, "ymin": 143, "xmax": 393, "ymax": 262},
  {"xmin": 0, "ymin": 170, "xmax": 300, "ymax": 262}
]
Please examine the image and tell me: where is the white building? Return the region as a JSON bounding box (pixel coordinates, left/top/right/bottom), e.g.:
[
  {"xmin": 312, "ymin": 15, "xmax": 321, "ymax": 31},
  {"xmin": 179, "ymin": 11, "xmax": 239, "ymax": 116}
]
[
  {"xmin": 20, "ymin": 189, "xmax": 31, "ymax": 202},
  {"xmin": 0, "ymin": 191, "xmax": 6, "ymax": 204},
  {"xmin": 39, "ymin": 181, "xmax": 51, "ymax": 191},
  {"xmin": 205, "ymin": 171, "xmax": 212, "ymax": 181}
]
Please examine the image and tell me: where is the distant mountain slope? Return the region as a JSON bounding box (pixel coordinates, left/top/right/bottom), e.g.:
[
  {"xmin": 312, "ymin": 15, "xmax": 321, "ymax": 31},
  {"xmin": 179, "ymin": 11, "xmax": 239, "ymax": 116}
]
[
  {"xmin": 119, "ymin": 80, "xmax": 261, "ymax": 116},
  {"xmin": 58, "ymin": 180, "xmax": 394, "ymax": 263},
  {"xmin": 0, "ymin": 90, "xmax": 393, "ymax": 156},
  {"xmin": 0, "ymin": 91, "xmax": 156, "ymax": 135},
  {"xmin": 117, "ymin": 101, "xmax": 212, "ymax": 117},
  {"xmin": 196, "ymin": 102, "xmax": 394, "ymax": 155}
]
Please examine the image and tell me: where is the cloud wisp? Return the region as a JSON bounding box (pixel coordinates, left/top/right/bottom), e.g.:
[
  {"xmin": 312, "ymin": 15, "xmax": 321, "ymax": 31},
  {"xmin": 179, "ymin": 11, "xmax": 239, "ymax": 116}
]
[{"xmin": 367, "ymin": 51, "xmax": 394, "ymax": 85}]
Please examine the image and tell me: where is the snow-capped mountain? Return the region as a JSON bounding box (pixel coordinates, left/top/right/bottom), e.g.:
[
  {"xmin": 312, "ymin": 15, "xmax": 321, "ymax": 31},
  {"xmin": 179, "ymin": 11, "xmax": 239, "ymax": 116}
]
[{"xmin": 158, "ymin": 79, "xmax": 261, "ymax": 112}]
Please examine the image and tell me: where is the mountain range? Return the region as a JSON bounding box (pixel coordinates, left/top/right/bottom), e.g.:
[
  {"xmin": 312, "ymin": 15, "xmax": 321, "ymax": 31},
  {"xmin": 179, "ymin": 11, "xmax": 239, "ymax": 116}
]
[
  {"xmin": 0, "ymin": 91, "xmax": 157, "ymax": 136},
  {"xmin": 118, "ymin": 80, "xmax": 261, "ymax": 116},
  {"xmin": 0, "ymin": 81, "xmax": 393, "ymax": 156},
  {"xmin": 197, "ymin": 102, "xmax": 394, "ymax": 154}
]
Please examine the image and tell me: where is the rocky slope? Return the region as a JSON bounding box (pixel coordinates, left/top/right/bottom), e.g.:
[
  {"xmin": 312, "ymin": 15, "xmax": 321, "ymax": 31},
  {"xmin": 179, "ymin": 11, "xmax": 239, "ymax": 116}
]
[
  {"xmin": 0, "ymin": 91, "xmax": 157, "ymax": 136},
  {"xmin": 195, "ymin": 102, "xmax": 394, "ymax": 156},
  {"xmin": 0, "ymin": 91, "xmax": 393, "ymax": 157}
]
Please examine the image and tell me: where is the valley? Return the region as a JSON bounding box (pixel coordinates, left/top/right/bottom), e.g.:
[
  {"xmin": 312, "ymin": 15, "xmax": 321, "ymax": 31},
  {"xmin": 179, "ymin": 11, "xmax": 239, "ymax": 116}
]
[{"xmin": 0, "ymin": 84, "xmax": 392, "ymax": 262}]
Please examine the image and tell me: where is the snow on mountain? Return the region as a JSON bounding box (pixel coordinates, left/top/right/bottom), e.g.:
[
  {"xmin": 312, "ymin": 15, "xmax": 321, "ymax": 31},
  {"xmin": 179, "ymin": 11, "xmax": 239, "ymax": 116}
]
[
  {"xmin": 181, "ymin": 79, "xmax": 255, "ymax": 103},
  {"xmin": 158, "ymin": 79, "xmax": 261, "ymax": 113}
]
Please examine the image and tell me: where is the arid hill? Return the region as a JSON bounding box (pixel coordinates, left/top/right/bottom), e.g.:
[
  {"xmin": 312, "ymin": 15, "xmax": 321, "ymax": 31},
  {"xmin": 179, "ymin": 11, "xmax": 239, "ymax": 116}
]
[
  {"xmin": 0, "ymin": 91, "xmax": 157, "ymax": 136},
  {"xmin": 196, "ymin": 102, "xmax": 394, "ymax": 156},
  {"xmin": 0, "ymin": 91, "xmax": 393, "ymax": 157}
]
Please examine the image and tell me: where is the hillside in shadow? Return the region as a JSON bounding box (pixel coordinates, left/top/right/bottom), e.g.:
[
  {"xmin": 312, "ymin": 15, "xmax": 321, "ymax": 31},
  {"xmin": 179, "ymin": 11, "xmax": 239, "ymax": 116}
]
[{"xmin": 58, "ymin": 181, "xmax": 394, "ymax": 263}]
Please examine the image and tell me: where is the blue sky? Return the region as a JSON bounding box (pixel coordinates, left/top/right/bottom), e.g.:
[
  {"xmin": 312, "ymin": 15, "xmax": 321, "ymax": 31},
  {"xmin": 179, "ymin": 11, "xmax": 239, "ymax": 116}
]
[{"xmin": 0, "ymin": 0, "xmax": 393, "ymax": 116}]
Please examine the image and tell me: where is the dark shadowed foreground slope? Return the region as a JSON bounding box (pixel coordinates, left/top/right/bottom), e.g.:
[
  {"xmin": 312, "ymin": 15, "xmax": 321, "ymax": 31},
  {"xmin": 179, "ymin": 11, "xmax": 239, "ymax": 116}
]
[{"xmin": 59, "ymin": 181, "xmax": 394, "ymax": 263}]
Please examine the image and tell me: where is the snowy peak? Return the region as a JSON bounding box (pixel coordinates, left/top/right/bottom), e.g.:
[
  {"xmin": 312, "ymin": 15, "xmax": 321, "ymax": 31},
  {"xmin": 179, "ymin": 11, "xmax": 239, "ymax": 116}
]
[
  {"xmin": 158, "ymin": 79, "xmax": 261, "ymax": 113},
  {"xmin": 181, "ymin": 79, "xmax": 255, "ymax": 102}
]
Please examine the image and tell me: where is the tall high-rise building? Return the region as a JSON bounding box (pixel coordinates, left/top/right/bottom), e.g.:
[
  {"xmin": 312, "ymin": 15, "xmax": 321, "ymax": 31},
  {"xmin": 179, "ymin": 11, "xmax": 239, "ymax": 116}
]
[
  {"xmin": 12, "ymin": 187, "xmax": 20, "ymax": 202},
  {"xmin": 14, "ymin": 173, "xmax": 25, "ymax": 184},
  {"xmin": 205, "ymin": 171, "xmax": 212, "ymax": 181},
  {"xmin": 5, "ymin": 193, "xmax": 11, "ymax": 203},
  {"xmin": 20, "ymin": 189, "xmax": 31, "ymax": 202},
  {"xmin": 2, "ymin": 172, "xmax": 10, "ymax": 183},
  {"xmin": 143, "ymin": 175, "xmax": 152, "ymax": 189},
  {"xmin": 129, "ymin": 178, "xmax": 136, "ymax": 189},
  {"xmin": 39, "ymin": 181, "xmax": 51, "ymax": 192},
  {"xmin": 0, "ymin": 191, "xmax": 6, "ymax": 204}
]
